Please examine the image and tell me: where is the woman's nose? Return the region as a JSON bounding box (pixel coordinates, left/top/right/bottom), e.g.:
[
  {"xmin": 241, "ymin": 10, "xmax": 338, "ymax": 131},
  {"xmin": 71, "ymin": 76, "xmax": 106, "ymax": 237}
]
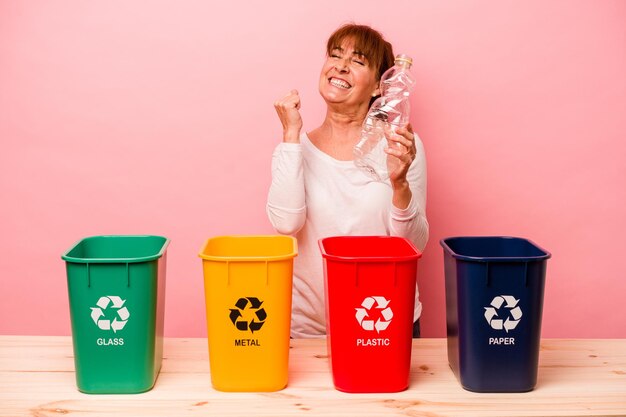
[{"xmin": 335, "ymin": 58, "xmax": 350, "ymax": 73}]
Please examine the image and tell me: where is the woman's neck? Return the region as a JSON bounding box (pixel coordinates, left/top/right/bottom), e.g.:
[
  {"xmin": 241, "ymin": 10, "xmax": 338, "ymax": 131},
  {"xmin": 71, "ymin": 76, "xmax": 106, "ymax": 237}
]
[{"xmin": 308, "ymin": 106, "xmax": 369, "ymax": 160}]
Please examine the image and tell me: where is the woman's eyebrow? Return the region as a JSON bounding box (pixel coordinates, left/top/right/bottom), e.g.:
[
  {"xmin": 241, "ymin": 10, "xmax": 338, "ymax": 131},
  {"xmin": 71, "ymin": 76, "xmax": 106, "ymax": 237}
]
[{"xmin": 332, "ymin": 46, "xmax": 367, "ymax": 60}]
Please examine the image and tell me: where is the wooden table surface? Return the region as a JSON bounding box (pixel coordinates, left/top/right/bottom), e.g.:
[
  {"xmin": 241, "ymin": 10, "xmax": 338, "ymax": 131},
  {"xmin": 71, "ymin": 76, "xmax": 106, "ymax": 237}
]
[{"xmin": 1, "ymin": 336, "xmax": 625, "ymax": 417}]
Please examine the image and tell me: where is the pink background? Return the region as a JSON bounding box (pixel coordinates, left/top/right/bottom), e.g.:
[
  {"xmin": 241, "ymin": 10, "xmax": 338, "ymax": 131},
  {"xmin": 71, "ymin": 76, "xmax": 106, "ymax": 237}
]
[{"xmin": 1, "ymin": 1, "xmax": 625, "ymax": 338}]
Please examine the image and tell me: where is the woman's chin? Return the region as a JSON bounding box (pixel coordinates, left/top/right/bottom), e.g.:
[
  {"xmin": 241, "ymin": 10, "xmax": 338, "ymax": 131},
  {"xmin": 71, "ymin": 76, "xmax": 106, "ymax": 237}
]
[{"xmin": 321, "ymin": 90, "xmax": 349, "ymax": 105}]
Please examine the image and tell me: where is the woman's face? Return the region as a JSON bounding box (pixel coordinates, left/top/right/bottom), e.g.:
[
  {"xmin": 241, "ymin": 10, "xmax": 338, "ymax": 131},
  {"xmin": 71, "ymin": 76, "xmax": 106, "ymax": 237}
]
[{"xmin": 318, "ymin": 39, "xmax": 380, "ymax": 110}]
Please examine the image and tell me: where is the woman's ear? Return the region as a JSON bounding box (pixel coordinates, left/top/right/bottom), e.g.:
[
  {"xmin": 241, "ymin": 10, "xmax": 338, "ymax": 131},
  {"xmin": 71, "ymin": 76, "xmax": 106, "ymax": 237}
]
[{"xmin": 372, "ymin": 87, "xmax": 381, "ymax": 97}]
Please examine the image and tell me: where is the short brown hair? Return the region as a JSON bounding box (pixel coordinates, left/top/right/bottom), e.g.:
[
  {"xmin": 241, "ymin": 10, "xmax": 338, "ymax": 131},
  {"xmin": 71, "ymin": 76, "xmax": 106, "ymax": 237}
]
[{"xmin": 326, "ymin": 23, "xmax": 395, "ymax": 81}]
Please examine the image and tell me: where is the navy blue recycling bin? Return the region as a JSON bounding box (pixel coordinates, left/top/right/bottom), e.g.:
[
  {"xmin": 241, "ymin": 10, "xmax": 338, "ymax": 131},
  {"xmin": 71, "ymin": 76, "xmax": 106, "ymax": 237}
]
[{"xmin": 440, "ymin": 236, "xmax": 551, "ymax": 392}]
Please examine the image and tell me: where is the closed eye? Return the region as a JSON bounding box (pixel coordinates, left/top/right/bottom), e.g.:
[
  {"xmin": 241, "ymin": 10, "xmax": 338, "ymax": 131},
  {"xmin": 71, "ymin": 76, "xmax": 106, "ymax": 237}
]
[{"xmin": 352, "ymin": 50, "xmax": 368, "ymax": 66}]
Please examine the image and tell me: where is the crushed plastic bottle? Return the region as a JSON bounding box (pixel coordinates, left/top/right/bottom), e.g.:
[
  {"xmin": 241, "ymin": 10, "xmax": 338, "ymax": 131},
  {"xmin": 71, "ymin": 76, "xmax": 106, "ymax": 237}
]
[{"xmin": 353, "ymin": 54, "xmax": 415, "ymax": 182}]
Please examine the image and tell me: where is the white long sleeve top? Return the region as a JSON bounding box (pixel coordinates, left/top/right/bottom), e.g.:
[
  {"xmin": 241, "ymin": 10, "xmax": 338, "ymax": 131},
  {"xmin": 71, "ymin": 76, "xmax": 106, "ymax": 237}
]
[{"xmin": 267, "ymin": 132, "xmax": 429, "ymax": 338}]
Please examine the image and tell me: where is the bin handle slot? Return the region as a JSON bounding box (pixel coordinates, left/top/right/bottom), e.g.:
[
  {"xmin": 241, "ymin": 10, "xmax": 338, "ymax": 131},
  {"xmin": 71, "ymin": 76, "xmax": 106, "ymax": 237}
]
[
  {"xmin": 485, "ymin": 261, "xmax": 531, "ymax": 287},
  {"xmin": 353, "ymin": 262, "xmax": 399, "ymax": 286},
  {"xmin": 87, "ymin": 263, "xmax": 91, "ymax": 288},
  {"xmin": 393, "ymin": 262, "xmax": 397, "ymax": 287},
  {"xmin": 524, "ymin": 262, "xmax": 529, "ymax": 287},
  {"xmin": 126, "ymin": 263, "xmax": 130, "ymax": 287},
  {"xmin": 225, "ymin": 261, "xmax": 269, "ymax": 285},
  {"xmin": 485, "ymin": 263, "xmax": 490, "ymax": 287}
]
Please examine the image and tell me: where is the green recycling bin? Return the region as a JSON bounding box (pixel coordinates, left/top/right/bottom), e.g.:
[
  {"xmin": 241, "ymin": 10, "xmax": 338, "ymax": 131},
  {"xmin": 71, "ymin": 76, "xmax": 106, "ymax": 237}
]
[{"xmin": 62, "ymin": 235, "xmax": 169, "ymax": 394}]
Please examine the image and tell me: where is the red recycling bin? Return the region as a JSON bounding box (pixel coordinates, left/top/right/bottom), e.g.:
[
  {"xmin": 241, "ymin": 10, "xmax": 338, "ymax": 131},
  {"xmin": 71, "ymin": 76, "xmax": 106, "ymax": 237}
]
[{"xmin": 319, "ymin": 236, "xmax": 422, "ymax": 393}]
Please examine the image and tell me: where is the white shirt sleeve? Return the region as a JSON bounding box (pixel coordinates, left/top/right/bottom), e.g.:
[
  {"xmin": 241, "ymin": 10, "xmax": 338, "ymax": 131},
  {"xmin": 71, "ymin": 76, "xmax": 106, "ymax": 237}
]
[
  {"xmin": 266, "ymin": 142, "xmax": 307, "ymax": 235},
  {"xmin": 389, "ymin": 133, "xmax": 429, "ymax": 252}
]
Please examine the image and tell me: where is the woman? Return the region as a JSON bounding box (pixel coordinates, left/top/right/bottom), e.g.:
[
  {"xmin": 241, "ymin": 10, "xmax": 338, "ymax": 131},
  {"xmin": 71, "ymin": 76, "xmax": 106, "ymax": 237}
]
[{"xmin": 267, "ymin": 24, "xmax": 429, "ymax": 338}]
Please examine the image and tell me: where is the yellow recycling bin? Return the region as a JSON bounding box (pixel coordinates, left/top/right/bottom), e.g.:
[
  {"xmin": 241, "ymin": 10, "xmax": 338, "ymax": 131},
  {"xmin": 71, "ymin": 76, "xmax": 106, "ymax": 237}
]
[{"xmin": 199, "ymin": 235, "xmax": 297, "ymax": 391}]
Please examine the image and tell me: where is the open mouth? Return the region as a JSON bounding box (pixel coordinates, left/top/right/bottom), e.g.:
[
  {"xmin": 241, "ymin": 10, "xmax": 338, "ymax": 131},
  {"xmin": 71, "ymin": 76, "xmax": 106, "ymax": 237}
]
[{"xmin": 329, "ymin": 77, "xmax": 351, "ymax": 89}]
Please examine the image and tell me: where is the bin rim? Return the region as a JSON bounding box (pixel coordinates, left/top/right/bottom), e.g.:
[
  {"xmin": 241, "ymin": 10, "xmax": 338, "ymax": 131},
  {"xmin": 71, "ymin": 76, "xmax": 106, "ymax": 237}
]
[
  {"xmin": 318, "ymin": 235, "xmax": 422, "ymax": 262},
  {"xmin": 198, "ymin": 235, "xmax": 298, "ymax": 262},
  {"xmin": 440, "ymin": 235, "xmax": 551, "ymax": 262},
  {"xmin": 61, "ymin": 235, "xmax": 170, "ymax": 264}
]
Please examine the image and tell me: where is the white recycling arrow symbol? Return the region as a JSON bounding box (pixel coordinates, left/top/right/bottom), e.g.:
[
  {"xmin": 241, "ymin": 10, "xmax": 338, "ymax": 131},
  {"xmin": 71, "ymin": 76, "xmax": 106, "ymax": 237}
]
[
  {"xmin": 484, "ymin": 295, "xmax": 522, "ymax": 333},
  {"xmin": 90, "ymin": 296, "xmax": 130, "ymax": 333},
  {"xmin": 355, "ymin": 296, "xmax": 393, "ymax": 333}
]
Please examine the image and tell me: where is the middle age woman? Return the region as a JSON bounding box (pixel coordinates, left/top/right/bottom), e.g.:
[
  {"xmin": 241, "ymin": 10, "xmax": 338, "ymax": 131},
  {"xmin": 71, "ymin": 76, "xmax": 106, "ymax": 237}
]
[{"xmin": 267, "ymin": 23, "xmax": 429, "ymax": 339}]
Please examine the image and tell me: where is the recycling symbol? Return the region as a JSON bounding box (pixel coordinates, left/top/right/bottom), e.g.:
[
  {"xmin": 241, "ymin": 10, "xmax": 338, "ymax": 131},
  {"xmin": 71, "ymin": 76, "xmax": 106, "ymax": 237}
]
[
  {"xmin": 90, "ymin": 296, "xmax": 130, "ymax": 333},
  {"xmin": 484, "ymin": 295, "xmax": 522, "ymax": 332},
  {"xmin": 355, "ymin": 296, "xmax": 393, "ymax": 333},
  {"xmin": 229, "ymin": 297, "xmax": 267, "ymax": 333}
]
